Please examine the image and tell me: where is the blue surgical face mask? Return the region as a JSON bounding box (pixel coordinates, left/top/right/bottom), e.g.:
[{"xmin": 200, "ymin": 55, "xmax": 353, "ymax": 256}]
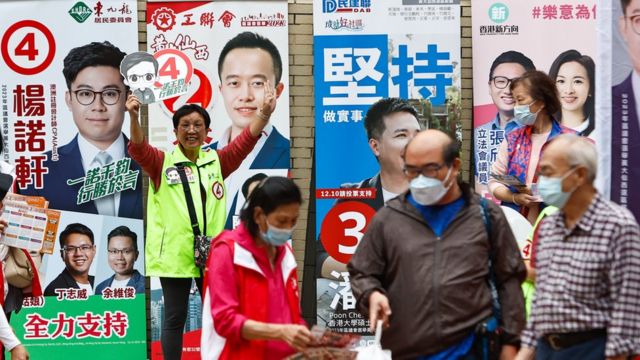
[
  {"xmin": 513, "ymin": 101, "xmax": 539, "ymax": 126},
  {"xmin": 537, "ymin": 168, "xmax": 577, "ymax": 208},
  {"xmin": 261, "ymin": 221, "xmax": 294, "ymax": 246}
]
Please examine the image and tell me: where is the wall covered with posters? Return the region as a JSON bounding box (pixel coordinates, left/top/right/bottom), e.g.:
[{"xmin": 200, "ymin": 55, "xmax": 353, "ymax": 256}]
[
  {"xmin": 0, "ymin": 0, "xmax": 145, "ymax": 358},
  {"xmin": 313, "ymin": 0, "xmax": 461, "ymax": 343}
]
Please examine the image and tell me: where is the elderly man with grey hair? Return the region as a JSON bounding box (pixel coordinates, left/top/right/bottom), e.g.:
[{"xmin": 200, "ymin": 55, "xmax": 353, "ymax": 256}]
[{"xmin": 516, "ymin": 134, "xmax": 640, "ymax": 360}]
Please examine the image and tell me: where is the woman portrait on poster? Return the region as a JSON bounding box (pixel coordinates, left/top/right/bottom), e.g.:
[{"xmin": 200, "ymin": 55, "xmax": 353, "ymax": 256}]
[{"xmin": 548, "ymin": 49, "xmax": 596, "ymax": 136}]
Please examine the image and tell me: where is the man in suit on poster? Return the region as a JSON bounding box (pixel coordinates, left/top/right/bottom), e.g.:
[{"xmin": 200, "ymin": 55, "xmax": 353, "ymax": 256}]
[
  {"xmin": 21, "ymin": 41, "xmax": 142, "ymax": 219},
  {"xmin": 612, "ymin": 0, "xmax": 640, "ymax": 221}
]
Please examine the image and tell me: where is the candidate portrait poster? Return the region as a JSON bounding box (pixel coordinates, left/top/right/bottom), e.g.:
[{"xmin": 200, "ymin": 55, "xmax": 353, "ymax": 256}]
[
  {"xmin": 313, "ymin": 0, "xmax": 461, "ymax": 342},
  {"xmin": 608, "ymin": 0, "xmax": 640, "ymax": 222},
  {"xmin": 471, "ymin": 1, "xmax": 598, "ymax": 201},
  {"xmin": 0, "ymin": 1, "xmax": 145, "ymax": 358},
  {"xmin": 145, "ymin": 1, "xmax": 289, "ymax": 358}
]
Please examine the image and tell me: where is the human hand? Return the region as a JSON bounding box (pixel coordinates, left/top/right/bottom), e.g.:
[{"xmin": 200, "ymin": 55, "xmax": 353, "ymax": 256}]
[
  {"xmin": 257, "ymin": 80, "xmax": 277, "ymax": 122},
  {"xmin": 514, "ymin": 347, "xmax": 535, "ymax": 360},
  {"xmin": 10, "ymin": 344, "xmax": 29, "ymax": 360},
  {"xmin": 513, "ymin": 192, "xmax": 538, "ymax": 208},
  {"xmin": 125, "ymin": 94, "xmax": 141, "ymax": 119},
  {"xmin": 500, "ymin": 345, "xmax": 518, "ymax": 360},
  {"xmin": 368, "ymin": 291, "xmax": 391, "ymax": 332},
  {"xmin": 279, "ymin": 324, "xmax": 311, "ymax": 352},
  {"xmin": 0, "ymin": 219, "xmax": 8, "ymax": 235}
]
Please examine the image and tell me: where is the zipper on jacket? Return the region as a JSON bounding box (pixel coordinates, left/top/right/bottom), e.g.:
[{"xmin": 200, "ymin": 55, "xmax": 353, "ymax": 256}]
[{"xmin": 432, "ymin": 236, "xmax": 442, "ymax": 340}]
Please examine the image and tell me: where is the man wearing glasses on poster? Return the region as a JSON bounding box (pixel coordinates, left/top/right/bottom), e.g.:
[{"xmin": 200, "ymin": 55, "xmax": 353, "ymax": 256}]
[
  {"xmin": 95, "ymin": 226, "xmax": 144, "ymax": 295},
  {"xmin": 44, "ymin": 223, "xmax": 97, "ymax": 297},
  {"xmin": 21, "ymin": 41, "xmax": 143, "ymax": 220}
]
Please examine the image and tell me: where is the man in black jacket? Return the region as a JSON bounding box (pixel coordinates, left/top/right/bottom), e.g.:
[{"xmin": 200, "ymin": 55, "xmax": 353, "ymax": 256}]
[{"xmin": 44, "ymin": 223, "xmax": 96, "ymax": 297}]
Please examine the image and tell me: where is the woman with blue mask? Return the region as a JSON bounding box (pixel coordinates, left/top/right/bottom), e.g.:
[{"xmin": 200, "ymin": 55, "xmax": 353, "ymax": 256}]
[
  {"xmin": 487, "ymin": 70, "xmax": 575, "ymax": 224},
  {"xmin": 201, "ymin": 176, "xmax": 311, "ymax": 360}
]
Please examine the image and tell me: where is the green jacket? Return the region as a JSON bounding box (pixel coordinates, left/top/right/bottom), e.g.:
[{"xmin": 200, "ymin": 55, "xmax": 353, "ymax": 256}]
[{"xmin": 145, "ymin": 146, "xmax": 226, "ymax": 277}]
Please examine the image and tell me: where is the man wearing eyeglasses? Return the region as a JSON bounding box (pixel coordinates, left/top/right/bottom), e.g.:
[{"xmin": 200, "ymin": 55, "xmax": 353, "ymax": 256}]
[
  {"xmin": 21, "ymin": 41, "xmax": 143, "ymax": 220},
  {"xmin": 349, "ymin": 130, "xmax": 526, "ymax": 359},
  {"xmin": 121, "ymin": 52, "xmax": 159, "ymax": 104},
  {"xmin": 44, "ymin": 223, "xmax": 97, "ymax": 297},
  {"xmin": 475, "ymin": 51, "xmax": 535, "ymax": 197},
  {"xmin": 612, "ymin": 0, "xmax": 640, "ymax": 222},
  {"xmin": 95, "ymin": 226, "xmax": 144, "ymax": 295}
]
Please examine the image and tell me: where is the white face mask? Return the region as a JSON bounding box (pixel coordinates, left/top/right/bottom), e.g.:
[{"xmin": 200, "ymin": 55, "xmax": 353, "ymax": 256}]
[
  {"xmin": 513, "ymin": 101, "xmax": 539, "ymax": 126},
  {"xmin": 409, "ymin": 167, "xmax": 453, "ymax": 206}
]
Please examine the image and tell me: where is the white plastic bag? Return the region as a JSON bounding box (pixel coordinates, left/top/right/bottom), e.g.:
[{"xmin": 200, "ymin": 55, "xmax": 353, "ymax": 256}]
[{"xmin": 355, "ymin": 320, "xmax": 392, "ymax": 360}]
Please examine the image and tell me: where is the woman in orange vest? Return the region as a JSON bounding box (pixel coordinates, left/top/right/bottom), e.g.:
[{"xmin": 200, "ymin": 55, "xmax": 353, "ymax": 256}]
[{"xmin": 201, "ymin": 176, "xmax": 310, "ymax": 360}]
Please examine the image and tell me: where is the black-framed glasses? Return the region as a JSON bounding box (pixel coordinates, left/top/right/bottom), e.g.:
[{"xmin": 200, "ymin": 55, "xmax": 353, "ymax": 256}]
[
  {"xmin": 627, "ymin": 15, "xmax": 640, "ymax": 35},
  {"xmin": 107, "ymin": 248, "xmax": 136, "ymax": 256},
  {"xmin": 491, "ymin": 76, "xmax": 517, "ymax": 89},
  {"xmin": 71, "ymin": 89, "xmax": 122, "ymax": 105},
  {"xmin": 62, "ymin": 245, "xmax": 94, "ymax": 254},
  {"xmin": 403, "ymin": 163, "xmax": 445, "ymax": 178},
  {"xmin": 127, "ymin": 73, "xmax": 155, "ymax": 83}
]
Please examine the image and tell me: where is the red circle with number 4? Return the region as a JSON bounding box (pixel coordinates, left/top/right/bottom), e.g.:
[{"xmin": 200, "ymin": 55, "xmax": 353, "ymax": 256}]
[
  {"xmin": 321, "ymin": 201, "xmax": 377, "ymax": 264},
  {"xmin": 1, "ymin": 20, "xmax": 55, "ymax": 75}
]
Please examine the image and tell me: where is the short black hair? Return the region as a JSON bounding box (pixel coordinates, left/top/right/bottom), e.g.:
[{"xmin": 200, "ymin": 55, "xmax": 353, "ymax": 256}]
[
  {"xmin": 59, "ymin": 223, "xmax": 94, "ymax": 248},
  {"xmin": 241, "ymin": 173, "xmax": 268, "ymax": 199},
  {"xmin": 107, "ymin": 226, "xmax": 138, "ymax": 252},
  {"xmin": 218, "ymin": 32, "xmax": 283, "ymax": 84},
  {"xmin": 63, "ymin": 41, "xmax": 127, "ymax": 90},
  {"xmin": 548, "ymin": 49, "xmax": 596, "ymax": 136},
  {"xmin": 622, "ymin": 0, "xmax": 631, "ymax": 14},
  {"xmin": 120, "ymin": 52, "xmax": 159, "ymax": 77},
  {"xmin": 172, "ymin": 104, "xmax": 211, "ymax": 129},
  {"xmin": 488, "ymin": 51, "xmax": 535, "ymax": 81},
  {"xmin": 240, "ymin": 176, "xmax": 301, "ymax": 238},
  {"xmin": 510, "ymin": 70, "xmax": 562, "ymax": 117},
  {"xmin": 364, "ymin": 98, "xmax": 419, "ymax": 140},
  {"xmin": 442, "ymin": 136, "xmax": 460, "ymax": 166}
]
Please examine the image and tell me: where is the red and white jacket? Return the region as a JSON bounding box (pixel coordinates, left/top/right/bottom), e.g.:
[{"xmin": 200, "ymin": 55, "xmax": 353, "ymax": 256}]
[{"xmin": 201, "ymin": 223, "xmax": 301, "ymax": 360}]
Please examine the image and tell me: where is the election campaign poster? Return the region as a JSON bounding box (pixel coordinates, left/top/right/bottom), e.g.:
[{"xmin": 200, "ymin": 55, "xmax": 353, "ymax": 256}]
[
  {"xmin": 313, "ymin": 0, "xmax": 461, "ymax": 343},
  {"xmin": 0, "ymin": 1, "xmax": 145, "ymax": 358},
  {"xmin": 608, "ymin": 0, "xmax": 640, "ymax": 222},
  {"xmin": 471, "ymin": 1, "xmax": 598, "ymax": 202},
  {"xmin": 145, "ymin": 1, "xmax": 289, "ymax": 358},
  {"xmin": 8, "ymin": 211, "xmax": 146, "ymax": 359}
]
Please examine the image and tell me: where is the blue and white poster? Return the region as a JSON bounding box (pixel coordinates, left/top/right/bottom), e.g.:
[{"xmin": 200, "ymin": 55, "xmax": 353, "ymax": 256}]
[{"xmin": 313, "ymin": 0, "xmax": 461, "ymax": 341}]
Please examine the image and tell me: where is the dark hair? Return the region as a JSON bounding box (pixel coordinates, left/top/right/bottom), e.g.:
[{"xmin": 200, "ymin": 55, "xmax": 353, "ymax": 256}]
[
  {"xmin": 364, "ymin": 98, "xmax": 419, "ymax": 140},
  {"xmin": 510, "ymin": 70, "xmax": 562, "ymax": 117},
  {"xmin": 240, "ymin": 176, "xmax": 302, "ymax": 238},
  {"xmin": 172, "ymin": 104, "xmax": 211, "ymax": 129},
  {"xmin": 241, "ymin": 173, "xmax": 268, "ymax": 199},
  {"xmin": 59, "ymin": 223, "xmax": 94, "ymax": 248},
  {"xmin": 218, "ymin": 32, "xmax": 283, "ymax": 84},
  {"xmin": 488, "ymin": 51, "xmax": 536, "ymax": 81},
  {"xmin": 548, "ymin": 50, "xmax": 596, "ymax": 136},
  {"xmin": 120, "ymin": 52, "xmax": 159, "ymax": 77},
  {"xmin": 622, "ymin": 0, "xmax": 631, "ymax": 14},
  {"xmin": 63, "ymin": 41, "xmax": 127, "ymax": 90},
  {"xmin": 443, "ymin": 136, "xmax": 460, "ymax": 166},
  {"xmin": 107, "ymin": 226, "xmax": 138, "ymax": 251}
]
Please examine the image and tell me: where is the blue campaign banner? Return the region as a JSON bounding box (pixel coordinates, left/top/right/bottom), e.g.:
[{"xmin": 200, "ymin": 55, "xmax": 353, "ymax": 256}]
[
  {"xmin": 312, "ymin": 0, "xmax": 461, "ymax": 340},
  {"xmin": 314, "ymin": 34, "xmax": 389, "ymax": 238}
]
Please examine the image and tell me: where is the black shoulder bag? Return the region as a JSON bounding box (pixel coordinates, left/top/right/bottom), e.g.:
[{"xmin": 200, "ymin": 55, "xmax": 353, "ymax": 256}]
[
  {"xmin": 475, "ymin": 197, "xmax": 503, "ymax": 360},
  {"xmin": 176, "ymin": 164, "xmax": 211, "ymax": 269}
]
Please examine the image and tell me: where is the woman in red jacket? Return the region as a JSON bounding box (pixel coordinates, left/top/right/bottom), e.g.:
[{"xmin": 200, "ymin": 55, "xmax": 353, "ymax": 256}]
[{"xmin": 201, "ymin": 176, "xmax": 310, "ymax": 360}]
